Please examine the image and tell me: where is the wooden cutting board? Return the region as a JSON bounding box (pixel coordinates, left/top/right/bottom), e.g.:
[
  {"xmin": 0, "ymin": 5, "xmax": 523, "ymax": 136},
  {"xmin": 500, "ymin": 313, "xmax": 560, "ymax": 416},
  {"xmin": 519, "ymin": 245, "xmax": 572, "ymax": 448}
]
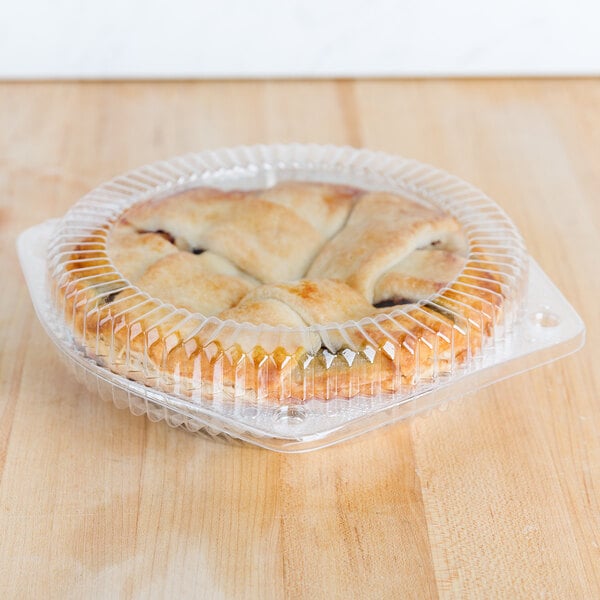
[{"xmin": 0, "ymin": 79, "xmax": 598, "ymax": 599}]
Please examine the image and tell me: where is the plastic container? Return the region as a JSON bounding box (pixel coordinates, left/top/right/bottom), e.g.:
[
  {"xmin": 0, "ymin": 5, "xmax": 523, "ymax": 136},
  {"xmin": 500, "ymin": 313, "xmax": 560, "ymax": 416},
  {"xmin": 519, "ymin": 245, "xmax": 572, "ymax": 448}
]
[{"xmin": 17, "ymin": 145, "xmax": 585, "ymax": 452}]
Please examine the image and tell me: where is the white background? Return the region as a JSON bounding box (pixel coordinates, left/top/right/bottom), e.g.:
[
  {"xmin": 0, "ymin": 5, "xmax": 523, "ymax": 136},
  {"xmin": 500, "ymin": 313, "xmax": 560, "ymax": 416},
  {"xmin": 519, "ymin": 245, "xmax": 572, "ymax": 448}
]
[{"xmin": 1, "ymin": 0, "xmax": 599, "ymax": 78}]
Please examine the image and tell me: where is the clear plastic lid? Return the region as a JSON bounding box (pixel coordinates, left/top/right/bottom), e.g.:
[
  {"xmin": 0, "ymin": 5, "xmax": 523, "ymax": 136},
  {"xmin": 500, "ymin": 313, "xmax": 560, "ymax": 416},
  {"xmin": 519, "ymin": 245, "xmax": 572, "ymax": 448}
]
[{"xmin": 18, "ymin": 145, "xmax": 584, "ymax": 451}]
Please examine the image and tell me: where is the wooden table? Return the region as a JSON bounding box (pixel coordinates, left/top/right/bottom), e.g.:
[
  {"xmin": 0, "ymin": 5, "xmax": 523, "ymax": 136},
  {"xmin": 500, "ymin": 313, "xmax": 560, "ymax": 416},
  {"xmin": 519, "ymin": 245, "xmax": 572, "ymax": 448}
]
[{"xmin": 0, "ymin": 80, "xmax": 598, "ymax": 598}]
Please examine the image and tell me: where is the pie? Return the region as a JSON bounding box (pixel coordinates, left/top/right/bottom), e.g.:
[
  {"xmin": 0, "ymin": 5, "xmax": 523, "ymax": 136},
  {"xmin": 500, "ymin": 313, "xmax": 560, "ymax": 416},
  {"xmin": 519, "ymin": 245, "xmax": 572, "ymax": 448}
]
[{"xmin": 53, "ymin": 181, "xmax": 504, "ymax": 405}]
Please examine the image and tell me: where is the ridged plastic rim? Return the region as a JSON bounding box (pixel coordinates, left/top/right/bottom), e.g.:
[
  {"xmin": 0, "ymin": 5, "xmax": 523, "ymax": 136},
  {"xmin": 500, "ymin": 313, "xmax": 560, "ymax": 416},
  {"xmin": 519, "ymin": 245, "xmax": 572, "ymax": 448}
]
[{"xmin": 47, "ymin": 144, "xmax": 528, "ymax": 341}]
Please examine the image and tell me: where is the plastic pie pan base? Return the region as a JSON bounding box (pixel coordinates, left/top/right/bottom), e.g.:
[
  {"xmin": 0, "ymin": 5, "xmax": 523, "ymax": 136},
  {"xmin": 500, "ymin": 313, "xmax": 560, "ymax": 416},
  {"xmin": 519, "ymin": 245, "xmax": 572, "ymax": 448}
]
[{"xmin": 18, "ymin": 219, "xmax": 584, "ymax": 452}]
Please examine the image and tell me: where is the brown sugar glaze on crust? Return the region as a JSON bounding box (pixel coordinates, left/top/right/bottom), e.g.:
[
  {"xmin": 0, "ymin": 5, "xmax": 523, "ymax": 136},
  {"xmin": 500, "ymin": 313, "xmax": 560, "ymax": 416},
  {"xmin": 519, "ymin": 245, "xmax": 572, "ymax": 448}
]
[{"xmin": 53, "ymin": 182, "xmax": 505, "ymax": 405}]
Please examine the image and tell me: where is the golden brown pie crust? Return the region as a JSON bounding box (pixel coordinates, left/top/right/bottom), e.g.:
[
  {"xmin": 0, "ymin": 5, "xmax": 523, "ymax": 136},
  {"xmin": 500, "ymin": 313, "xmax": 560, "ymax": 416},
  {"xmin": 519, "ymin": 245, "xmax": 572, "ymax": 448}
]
[{"xmin": 53, "ymin": 182, "xmax": 504, "ymax": 405}]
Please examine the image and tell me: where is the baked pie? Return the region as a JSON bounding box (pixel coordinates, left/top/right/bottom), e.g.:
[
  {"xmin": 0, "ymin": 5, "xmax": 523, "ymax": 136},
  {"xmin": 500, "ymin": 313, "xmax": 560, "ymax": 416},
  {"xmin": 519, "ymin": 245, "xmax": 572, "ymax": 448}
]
[{"xmin": 52, "ymin": 181, "xmax": 505, "ymax": 404}]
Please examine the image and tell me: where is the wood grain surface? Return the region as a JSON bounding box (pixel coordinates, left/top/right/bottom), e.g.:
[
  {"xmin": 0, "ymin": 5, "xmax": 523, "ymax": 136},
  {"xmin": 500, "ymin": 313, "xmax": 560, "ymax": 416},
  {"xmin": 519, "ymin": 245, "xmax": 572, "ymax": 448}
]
[{"xmin": 0, "ymin": 80, "xmax": 598, "ymax": 599}]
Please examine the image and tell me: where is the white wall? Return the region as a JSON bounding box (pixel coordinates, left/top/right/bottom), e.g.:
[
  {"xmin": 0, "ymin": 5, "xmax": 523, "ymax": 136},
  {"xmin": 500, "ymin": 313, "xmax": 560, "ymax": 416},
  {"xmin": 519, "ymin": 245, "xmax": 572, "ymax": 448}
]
[{"xmin": 1, "ymin": 0, "xmax": 599, "ymax": 78}]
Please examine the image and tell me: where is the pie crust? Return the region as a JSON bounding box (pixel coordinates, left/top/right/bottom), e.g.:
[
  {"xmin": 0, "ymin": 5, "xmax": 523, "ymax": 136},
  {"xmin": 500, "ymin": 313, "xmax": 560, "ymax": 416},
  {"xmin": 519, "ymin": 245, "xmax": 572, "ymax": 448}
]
[{"xmin": 51, "ymin": 179, "xmax": 508, "ymax": 405}]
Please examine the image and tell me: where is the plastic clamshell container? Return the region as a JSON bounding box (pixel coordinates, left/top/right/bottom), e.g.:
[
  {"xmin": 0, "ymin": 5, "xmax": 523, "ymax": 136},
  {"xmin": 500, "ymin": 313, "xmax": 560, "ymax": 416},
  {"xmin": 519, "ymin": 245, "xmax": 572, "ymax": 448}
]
[{"xmin": 18, "ymin": 145, "xmax": 585, "ymax": 452}]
